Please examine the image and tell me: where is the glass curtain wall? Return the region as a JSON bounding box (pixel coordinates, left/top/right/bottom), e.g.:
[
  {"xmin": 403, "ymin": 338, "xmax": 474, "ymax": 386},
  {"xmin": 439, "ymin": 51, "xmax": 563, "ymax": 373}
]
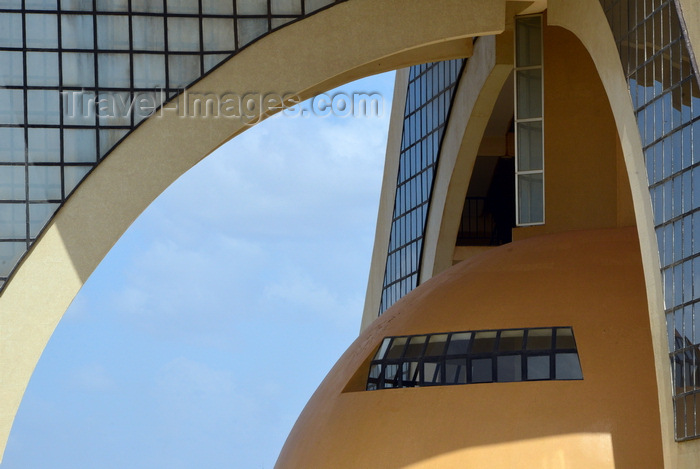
[
  {"xmin": 599, "ymin": 0, "xmax": 700, "ymax": 440},
  {"xmin": 378, "ymin": 59, "xmax": 466, "ymax": 315},
  {"xmin": 0, "ymin": 0, "xmax": 343, "ymax": 290}
]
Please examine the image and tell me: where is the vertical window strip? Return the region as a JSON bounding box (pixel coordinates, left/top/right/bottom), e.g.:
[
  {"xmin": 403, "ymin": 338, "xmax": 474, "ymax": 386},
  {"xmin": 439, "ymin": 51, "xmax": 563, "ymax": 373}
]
[
  {"xmin": 378, "ymin": 58, "xmax": 467, "ymax": 316},
  {"xmin": 514, "ymin": 14, "xmax": 545, "ymax": 226}
]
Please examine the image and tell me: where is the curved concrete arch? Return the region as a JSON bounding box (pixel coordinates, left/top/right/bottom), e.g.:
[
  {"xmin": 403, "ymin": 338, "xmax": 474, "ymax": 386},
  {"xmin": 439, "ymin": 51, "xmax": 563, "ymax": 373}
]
[
  {"xmin": 0, "ymin": 0, "xmax": 507, "ymax": 460},
  {"xmin": 421, "ymin": 33, "xmax": 514, "ymax": 280},
  {"xmin": 547, "ymin": 0, "xmax": 672, "ymax": 465}
]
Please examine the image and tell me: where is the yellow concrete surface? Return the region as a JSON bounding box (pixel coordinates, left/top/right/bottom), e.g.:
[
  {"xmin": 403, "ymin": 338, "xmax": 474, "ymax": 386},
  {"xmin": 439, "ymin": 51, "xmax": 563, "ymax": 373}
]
[
  {"xmin": 276, "ymin": 228, "xmax": 663, "ymax": 468},
  {"xmin": 548, "ymin": 0, "xmax": 672, "ymax": 464},
  {"xmin": 511, "ymin": 22, "xmax": 634, "ymax": 241}
]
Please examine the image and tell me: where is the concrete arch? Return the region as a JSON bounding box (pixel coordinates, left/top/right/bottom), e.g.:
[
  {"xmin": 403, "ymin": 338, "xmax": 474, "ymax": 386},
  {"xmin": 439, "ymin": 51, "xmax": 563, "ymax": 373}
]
[
  {"xmin": 0, "ymin": 0, "xmax": 506, "ymax": 459},
  {"xmin": 547, "ymin": 0, "xmax": 671, "ymax": 465},
  {"xmin": 420, "ymin": 33, "xmax": 514, "ymax": 281}
]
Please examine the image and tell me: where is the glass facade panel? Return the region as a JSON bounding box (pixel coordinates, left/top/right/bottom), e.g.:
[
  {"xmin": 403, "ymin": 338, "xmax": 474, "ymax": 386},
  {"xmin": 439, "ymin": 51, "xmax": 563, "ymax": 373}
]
[
  {"xmin": 599, "ymin": 0, "xmax": 700, "ymax": 440},
  {"xmin": 61, "ymin": 14, "xmax": 94, "ymax": 49},
  {"xmin": 378, "ymin": 58, "xmax": 467, "ymax": 314},
  {"xmin": 25, "ymin": 13, "xmax": 58, "ymax": 48},
  {"xmin": 0, "ymin": 51, "xmax": 23, "ymax": 86},
  {"xmin": 132, "ymin": 16, "xmax": 165, "ymax": 51},
  {"xmin": 0, "ymin": 0, "xmax": 345, "ymax": 287}
]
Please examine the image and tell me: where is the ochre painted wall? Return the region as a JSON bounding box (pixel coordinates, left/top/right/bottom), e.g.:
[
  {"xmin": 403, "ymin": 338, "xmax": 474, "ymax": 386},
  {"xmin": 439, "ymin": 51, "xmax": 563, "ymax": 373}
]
[
  {"xmin": 513, "ymin": 23, "xmax": 635, "ymax": 241},
  {"xmin": 276, "ymin": 228, "xmax": 662, "ymax": 468}
]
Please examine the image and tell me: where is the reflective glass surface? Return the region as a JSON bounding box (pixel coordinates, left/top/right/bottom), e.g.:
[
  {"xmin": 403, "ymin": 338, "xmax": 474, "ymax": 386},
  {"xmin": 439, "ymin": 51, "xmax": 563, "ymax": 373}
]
[
  {"xmin": 599, "ymin": 0, "xmax": 700, "ymax": 440},
  {"xmin": 366, "ymin": 327, "xmax": 583, "ymax": 390},
  {"xmin": 0, "ymin": 0, "xmax": 343, "ymax": 289},
  {"xmin": 378, "ymin": 58, "xmax": 466, "ymax": 315}
]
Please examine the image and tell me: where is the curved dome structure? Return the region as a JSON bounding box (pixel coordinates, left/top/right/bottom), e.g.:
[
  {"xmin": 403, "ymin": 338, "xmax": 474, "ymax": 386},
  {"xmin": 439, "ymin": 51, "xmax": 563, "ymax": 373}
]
[{"xmin": 276, "ymin": 228, "xmax": 663, "ymax": 468}]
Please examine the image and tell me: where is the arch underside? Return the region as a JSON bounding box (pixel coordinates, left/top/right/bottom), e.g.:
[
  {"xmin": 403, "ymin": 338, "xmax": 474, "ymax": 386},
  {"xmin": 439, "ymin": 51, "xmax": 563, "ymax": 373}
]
[{"xmin": 0, "ymin": 0, "xmax": 505, "ymax": 460}]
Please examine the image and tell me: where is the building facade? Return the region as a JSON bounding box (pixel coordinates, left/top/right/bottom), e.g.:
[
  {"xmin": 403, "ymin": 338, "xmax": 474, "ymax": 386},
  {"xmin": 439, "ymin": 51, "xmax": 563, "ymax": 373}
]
[{"xmin": 1, "ymin": 0, "xmax": 700, "ymax": 467}]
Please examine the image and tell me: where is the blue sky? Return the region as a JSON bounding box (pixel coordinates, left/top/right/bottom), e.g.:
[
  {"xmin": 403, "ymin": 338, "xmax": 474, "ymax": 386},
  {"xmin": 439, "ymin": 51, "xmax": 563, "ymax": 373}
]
[{"xmin": 2, "ymin": 71, "xmax": 394, "ymax": 468}]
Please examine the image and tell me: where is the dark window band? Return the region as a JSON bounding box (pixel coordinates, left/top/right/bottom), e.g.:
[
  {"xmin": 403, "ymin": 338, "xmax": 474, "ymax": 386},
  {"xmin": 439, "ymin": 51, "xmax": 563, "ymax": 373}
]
[{"xmin": 366, "ymin": 327, "xmax": 583, "ymax": 391}]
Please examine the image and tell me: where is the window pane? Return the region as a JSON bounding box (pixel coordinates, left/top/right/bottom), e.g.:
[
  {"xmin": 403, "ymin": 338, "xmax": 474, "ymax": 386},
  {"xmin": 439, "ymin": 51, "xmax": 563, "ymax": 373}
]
[
  {"xmin": 237, "ymin": 18, "xmax": 268, "ymax": 47},
  {"xmin": 517, "ymin": 121, "xmax": 543, "ymax": 171},
  {"xmin": 385, "ymin": 337, "xmax": 407, "ymax": 359},
  {"xmin": 62, "ymin": 15, "xmax": 94, "ymax": 49},
  {"xmin": 516, "ymin": 16, "xmax": 542, "ymax": 67},
  {"xmin": 526, "ymin": 328, "xmax": 552, "ymax": 350},
  {"xmin": 202, "ymin": 0, "xmax": 233, "ymax": 15},
  {"xmin": 168, "ymin": 17, "xmax": 200, "ymax": 52},
  {"xmin": 0, "ymin": 13, "xmax": 23, "ymax": 48},
  {"xmin": 168, "ymin": 54, "xmax": 200, "ymax": 89},
  {"xmin": 518, "ymin": 173, "xmax": 544, "ymax": 224},
  {"xmin": 0, "ymin": 242, "xmax": 26, "ymax": 277},
  {"xmin": 424, "ymin": 334, "xmax": 448, "ymax": 356},
  {"xmin": 498, "ymin": 330, "xmax": 524, "ymax": 351},
  {"xmin": 516, "ymin": 69, "xmax": 542, "ymax": 119},
  {"xmin": 64, "ymin": 165, "xmax": 91, "ymax": 195},
  {"xmin": 404, "ymin": 335, "xmax": 426, "ymax": 358},
  {"xmin": 446, "ymin": 332, "xmax": 471, "ymax": 355},
  {"xmin": 271, "ymin": 0, "xmax": 302, "ymax": 15},
  {"xmin": 497, "ymin": 355, "xmax": 522, "ymax": 382},
  {"xmin": 471, "ymin": 358, "xmax": 492, "ymax": 383},
  {"xmin": 96, "ymin": 0, "xmax": 128, "ymax": 11},
  {"xmin": 555, "ymin": 353, "xmax": 583, "ymax": 379},
  {"xmin": 62, "ymin": 53, "xmax": 95, "ymax": 87},
  {"xmin": 29, "ymin": 203, "xmax": 59, "ymax": 237},
  {"xmin": 373, "ymin": 338, "xmax": 391, "ymax": 360},
  {"xmin": 132, "ymin": 16, "xmax": 165, "ymax": 51},
  {"xmin": 527, "ymin": 355, "xmax": 550, "ymax": 380},
  {"xmin": 26, "ymin": 52, "xmax": 59, "ymax": 87},
  {"xmin": 237, "ymin": 0, "xmax": 267, "ymax": 15},
  {"xmin": 167, "ymin": 0, "xmax": 199, "ymax": 13},
  {"xmin": 0, "ymin": 204, "xmax": 25, "ymax": 239},
  {"xmin": 0, "ymin": 166, "xmax": 26, "ymax": 200},
  {"xmin": 133, "ymin": 54, "xmax": 166, "ymax": 88},
  {"xmin": 556, "ymin": 327, "xmax": 577, "ymax": 349},
  {"xmin": 0, "ymin": 89, "xmax": 24, "ymax": 125},
  {"xmin": 202, "ymin": 18, "xmax": 236, "ymax": 51},
  {"xmin": 28, "ymin": 166, "xmax": 61, "ymax": 200},
  {"xmin": 0, "ymin": 51, "xmax": 24, "ymax": 86},
  {"xmin": 28, "ymin": 128, "xmax": 60, "ymax": 163},
  {"xmin": 64, "ymin": 129, "xmax": 97, "ymax": 163},
  {"xmin": 98, "ymin": 53, "xmax": 131, "ymax": 88},
  {"xmin": 445, "ymin": 358, "xmax": 467, "ymax": 384},
  {"xmin": 27, "ymin": 90, "xmax": 60, "ymax": 125},
  {"xmin": 422, "ymin": 361, "xmax": 441, "ymax": 384},
  {"xmin": 471, "ymin": 331, "xmax": 497, "ymax": 353},
  {"xmin": 97, "ymin": 14, "xmax": 129, "ymax": 49},
  {"xmin": 0, "ymin": 128, "xmax": 25, "ymax": 163},
  {"xmin": 26, "ymin": 14, "xmax": 58, "ymax": 48}
]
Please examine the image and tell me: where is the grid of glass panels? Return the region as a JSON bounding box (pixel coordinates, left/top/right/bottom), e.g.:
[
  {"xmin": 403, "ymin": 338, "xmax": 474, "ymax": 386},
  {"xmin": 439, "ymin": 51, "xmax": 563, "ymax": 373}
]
[
  {"xmin": 366, "ymin": 327, "xmax": 583, "ymax": 390},
  {"xmin": 599, "ymin": 0, "xmax": 700, "ymax": 440},
  {"xmin": 0, "ymin": 0, "xmax": 343, "ymax": 290},
  {"xmin": 514, "ymin": 15, "xmax": 544, "ymax": 226},
  {"xmin": 378, "ymin": 59, "xmax": 466, "ymax": 315}
]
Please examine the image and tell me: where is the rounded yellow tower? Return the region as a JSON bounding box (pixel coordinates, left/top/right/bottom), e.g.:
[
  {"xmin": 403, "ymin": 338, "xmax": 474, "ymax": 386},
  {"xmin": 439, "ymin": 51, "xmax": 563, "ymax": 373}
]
[{"xmin": 276, "ymin": 228, "xmax": 663, "ymax": 468}]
